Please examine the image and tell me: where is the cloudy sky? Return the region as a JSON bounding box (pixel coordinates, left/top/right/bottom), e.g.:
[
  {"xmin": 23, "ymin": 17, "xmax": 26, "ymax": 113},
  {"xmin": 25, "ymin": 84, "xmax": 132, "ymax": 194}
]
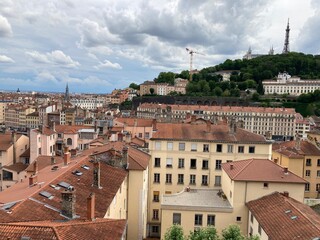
[{"xmin": 0, "ymin": 0, "xmax": 319, "ymax": 93}]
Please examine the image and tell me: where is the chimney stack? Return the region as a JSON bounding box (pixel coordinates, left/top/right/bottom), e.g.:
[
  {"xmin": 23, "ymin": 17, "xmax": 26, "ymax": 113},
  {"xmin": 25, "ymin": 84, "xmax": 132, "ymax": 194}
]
[
  {"xmin": 206, "ymin": 120, "xmax": 211, "ymax": 133},
  {"xmin": 295, "ymin": 133, "xmax": 301, "ymax": 150},
  {"xmin": 229, "ymin": 117, "xmax": 237, "ymax": 134},
  {"xmin": 87, "ymin": 193, "xmax": 95, "ymax": 221},
  {"xmin": 11, "ymin": 131, "xmax": 17, "ymax": 164},
  {"xmin": 33, "ymin": 160, "xmax": 38, "ymax": 174},
  {"xmin": 283, "ymin": 191, "xmax": 289, "ymax": 197},
  {"xmin": 29, "ymin": 174, "xmax": 38, "ymax": 186},
  {"xmin": 191, "ymin": 115, "xmax": 196, "ymax": 123},
  {"xmin": 122, "ymin": 146, "xmax": 128, "ymax": 168},
  {"xmin": 64, "ymin": 147, "xmax": 70, "ymax": 166},
  {"xmin": 152, "ymin": 118, "xmax": 157, "ymax": 132},
  {"xmin": 230, "ymin": 163, "xmax": 234, "ymax": 170},
  {"xmin": 186, "ymin": 112, "xmax": 191, "ymax": 121},
  {"xmin": 51, "ymin": 155, "xmax": 56, "ymax": 165},
  {"xmin": 61, "ymin": 189, "xmax": 76, "ymax": 219},
  {"xmin": 284, "ymin": 167, "xmax": 288, "ymax": 174},
  {"xmin": 93, "ymin": 160, "xmax": 101, "ymax": 188}
]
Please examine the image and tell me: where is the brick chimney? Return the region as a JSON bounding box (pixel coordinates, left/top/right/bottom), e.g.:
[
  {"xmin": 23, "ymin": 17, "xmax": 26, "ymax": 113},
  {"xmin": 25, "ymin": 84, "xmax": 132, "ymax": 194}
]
[
  {"xmin": 191, "ymin": 115, "xmax": 196, "ymax": 123},
  {"xmin": 283, "ymin": 191, "xmax": 289, "ymax": 197},
  {"xmin": 152, "ymin": 118, "xmax": 157, "ymax": 132},
  {"xmin": 33, "ymin": 160, "xmax": 38, "ymax": 174},
  {"xmin": 284, "ymin": 167, "xmax": 289, "ymax": 174},
  {"xmin": 230, "ymin": 163, "xmax": 234, "ymax": 170},
  {"xmin": 186, "ymin": 112, "xmax": 191, "ymax": 121},
  {"xmin": 87, "ymin": 193, "xmax": 95, "ymax": 221},
  {"xmin": 122, "ymin": 146, "xmax": 128, "ymax": 168},
  {"xmin": 295, "ymin": 133, "xmax": 301, "ymax": 150},
  {"xmin": 64, "ymin": 147, "xmax": 71, "ymax": 166},
  {"xmin": 11, "ymin": 131, "xmax": 17, "ymax": 164},
  {"xmin": 29, "ymin": 174, "xmax": 38, "ymax": 186},
  {"xmin": 93, "ymin": 160, "xmax": 101, "ymax": 188},
  {"xmin": 61, "ymin": 189, "xmax": 76, "ymax": 219},
  {"xmin": 206, "ymin": 120, "xmax": 211, "ymax": 133},
  {"xmin": 229, "ymin": 117, "xmax": 237, "ymax": 134}
]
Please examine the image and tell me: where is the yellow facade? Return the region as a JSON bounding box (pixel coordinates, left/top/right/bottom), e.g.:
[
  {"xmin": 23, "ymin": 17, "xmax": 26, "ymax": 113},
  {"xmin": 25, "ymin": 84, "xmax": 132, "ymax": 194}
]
[{"xmin": 148, "ymin": 139, "xmax": 272, "ymax": 237}]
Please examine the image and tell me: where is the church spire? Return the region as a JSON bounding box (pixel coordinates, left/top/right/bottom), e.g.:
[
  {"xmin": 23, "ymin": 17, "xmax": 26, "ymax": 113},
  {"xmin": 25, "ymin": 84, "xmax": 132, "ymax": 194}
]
[
  {"xmin": 64, "ymin": 83, "xmax": 70, "ymax": 102},
  {"xmin": 282, "ymin": 19, "xmax": 290, "ymax": 54}
]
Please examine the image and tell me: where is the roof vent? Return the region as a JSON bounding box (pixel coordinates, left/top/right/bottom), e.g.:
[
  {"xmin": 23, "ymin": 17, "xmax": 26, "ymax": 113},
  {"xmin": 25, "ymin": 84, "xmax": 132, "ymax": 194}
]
[
  {"xmin": 39, "ymin": 191, "xmax": 54, "ymax": 200},
  {"xmin": 291, "ymin": 216, "xmax": 298, "ymax": 220},
  {"xmin": 72, "ymin": 170, "xmax": 83, "ymax": 176},
  {"xmin": 58, "ymin": 181, "xmax": 71, "ymax": 189},
  {"xmin": 285, "ymin": 210, "xmax": 291, "ymax": 214},
  {"xmin": 21, "ymin": 237, "xmax": 31, "ymax": 240},
  {"xmin": 82, "ymin": 165, "xmax": 90, "ymax": 170}
]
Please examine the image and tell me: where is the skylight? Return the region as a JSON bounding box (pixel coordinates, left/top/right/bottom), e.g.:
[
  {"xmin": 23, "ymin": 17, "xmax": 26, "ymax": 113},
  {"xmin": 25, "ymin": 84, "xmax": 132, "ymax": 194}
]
[
  {"xmin": 58, "ymin": 181, "xmax": 71, "ymax": 189},
  {"xmin": 39, "ymin": 191, "xmax": 54, "ymax": 200},
  {"xmin": 82, "ymin": 164, "xmax": 90, "ymax": 170},
  {"xmin": 291, "ymin": 216, "xmax": 298, "ymax": 220},
  {"xmin": 285, "ymin": 210, "xmax": 291, "ymax": 214},
  {"xmin": 72, "ymin": 170, "xmax": 83, "ymax": 176}
]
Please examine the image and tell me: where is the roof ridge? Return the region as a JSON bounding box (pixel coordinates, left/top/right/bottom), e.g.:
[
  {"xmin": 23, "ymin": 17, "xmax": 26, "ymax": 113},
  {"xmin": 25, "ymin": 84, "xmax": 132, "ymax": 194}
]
[{"xmin": 232, "ymin": 158, "xmax": 254, "ymax": 179}]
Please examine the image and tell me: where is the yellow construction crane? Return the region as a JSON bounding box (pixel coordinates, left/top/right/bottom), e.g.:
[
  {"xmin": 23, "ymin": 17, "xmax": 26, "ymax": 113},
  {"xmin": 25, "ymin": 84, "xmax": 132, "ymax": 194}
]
[{"xmin": 186, "ymin": 48, "xmax": 204, "ymax": 81}]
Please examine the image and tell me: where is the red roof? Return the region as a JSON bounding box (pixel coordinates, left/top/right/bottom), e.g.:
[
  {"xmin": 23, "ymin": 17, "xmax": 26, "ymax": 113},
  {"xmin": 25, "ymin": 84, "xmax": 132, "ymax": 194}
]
[
  {"xmin": 273, "ymin": 140, "xmax": 320, "ymax": 157},
  {"xmin": 247, "ymin": 192, "xmax": 320, "ymax": 239},
  {"xmin": 222, "ymin": 159, "xmax": 307, "ymax": 183}
]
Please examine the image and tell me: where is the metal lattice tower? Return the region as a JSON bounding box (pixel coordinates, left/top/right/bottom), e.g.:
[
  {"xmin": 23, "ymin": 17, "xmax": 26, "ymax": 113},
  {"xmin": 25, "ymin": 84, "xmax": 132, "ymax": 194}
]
[{"xmin": 282, "ymin": 19, "xmax": 290, "ymax": 54}]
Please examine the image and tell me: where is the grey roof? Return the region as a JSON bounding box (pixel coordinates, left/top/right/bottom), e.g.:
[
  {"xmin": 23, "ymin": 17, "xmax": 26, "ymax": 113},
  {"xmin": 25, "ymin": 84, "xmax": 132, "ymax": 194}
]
[{"xmin": 161, "ymin": 189, "xmax": 233, "ymax": 212}]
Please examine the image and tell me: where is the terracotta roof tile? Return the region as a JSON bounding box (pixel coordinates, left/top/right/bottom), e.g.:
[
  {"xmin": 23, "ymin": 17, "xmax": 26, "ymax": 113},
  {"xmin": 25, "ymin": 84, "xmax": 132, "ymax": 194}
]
[
  {"xmin": 222, "ymin": 159, "xmax": 307, "ymax": 183},
  {"xmin": 127, "ymin": 147, "xmax": 150, "ymax": 170},
  {"xmin": 114, "ymin": 117, "xmax": 154, "ymax": 127},
  {"xmin": 273, "ymin": 140, "xmax": 320, "ymax": 157},
  {"xmin": 247, "ymin": 192, "xmax": 320, "ymax": 239},
  {"xmin": 3, "ymin": 162, "xmax": 28, "ymax": 173},
  {"xmin": 54, "ymin": 125, "xmax": 94, "ymax": 134},
  {"xmin": 25, "ymin": 156, "xmax": 64, "ymax": 172},
  {"xmin": 0, "ymin": 133, "xmax": 22, "ymax": 151},
  {"xmin": 151, "ymin": 122, "xmax": 267, "ymax": 143}
]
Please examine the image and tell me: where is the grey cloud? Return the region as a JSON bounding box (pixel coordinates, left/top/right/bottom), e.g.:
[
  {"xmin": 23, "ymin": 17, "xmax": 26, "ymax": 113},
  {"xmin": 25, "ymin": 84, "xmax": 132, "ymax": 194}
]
[
  {"xmin": 0, "ymin": 15, "xmax": 12, "ymax": 37},
  {"xmin": 0, "ymin": 54, "xmax": 14, "ymax": 63}
]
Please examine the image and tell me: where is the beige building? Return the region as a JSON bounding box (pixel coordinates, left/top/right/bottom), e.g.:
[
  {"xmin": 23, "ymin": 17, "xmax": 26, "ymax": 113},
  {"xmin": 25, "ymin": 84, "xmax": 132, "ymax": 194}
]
[
  {"xmin": 5, "ymin": 105, "xmax": 35, "ymax": 129},
  {"xmin": 272, "ymin": 139, "xmax": 320, "ymax": 198},
  {"xmin": 139, "ymin": 78, "xmax": 188, "ymax": 96},
  {"xmin": 160, "ymin": 159, "xmax": 306, "ymax": 239},
  {"xmin": 147, "ymin": 120, "xmax": 273, "ymax": 237},
  {"xmin": 26, "ymin": 111, "xmax": 39, "ymax": 129},
  {"xmin": 0, "ymin": 101, "xmax": 11, "ymax": 125}
]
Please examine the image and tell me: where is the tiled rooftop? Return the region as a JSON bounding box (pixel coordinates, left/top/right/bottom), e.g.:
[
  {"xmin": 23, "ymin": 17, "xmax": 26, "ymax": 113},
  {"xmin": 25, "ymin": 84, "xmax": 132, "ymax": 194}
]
[
  {"xmin": 151, "ymin": 122, "xmax": 268, "ymax": 143},
  {"xmin": 273, "ymin": 140, "xmax": 320, "ymax": 157},
  {"xmin": 247, "ymin": 192, "xmax": 320, "ymax": 239},
  {"xmin": 222, "ymin": 159, "xmax": 307, "ymax": 183},
  {"xmin": 0, "ymin": 132, "xmax": 23, "ymax": 151}
]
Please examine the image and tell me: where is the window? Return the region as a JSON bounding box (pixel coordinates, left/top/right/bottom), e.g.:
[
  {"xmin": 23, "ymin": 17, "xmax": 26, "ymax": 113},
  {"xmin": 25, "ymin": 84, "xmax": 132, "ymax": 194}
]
[
  {"xmin": 153, "ymin": 209, "xmax": 159, "ymax": 220},
  {"xmin": 202, "ymin": 160, "xmax": 209, "ymax": 169},
  {"xmin": 179, "ymin": 142, "xmax": 185, "ymax": 151},
  {"xmin": 238, "ymin": 146, "xmax": 244, "ymax": 153},
  {"xmin": 207, "ymin": 215, "xmax": 215, "ymax": 226},
  {"xmin": 306, "ymin": 159, "xmax": 312, "ymax": 166},
  {"xmin": 155, "ymin": 141, "xmax": 161, "ymax": 150},
  {"xmin": 305, "ymin": 183, "xmax": 310, "ymax": 192},
  {"xmin": 178, "ymin": 174, "xmax": 184, "ymax": 184},
  {"xmin": 318, "ymin": 159, "xmax": 320, "ymax": 166},
  {"xmin": 317, "ymin": 170, "xmax": 320, "ymax": 177},
  {"xmin": 167, "ymin": 142, "xmax": 173, "ymax": 150},
  {"xmin": 194, "ymin": 214, "xmax": 203, "ymax": 226},
  {"xmin": 215, "ymin": 160, "xmax": 222, "ymax": 170},
  {"xmin": 178, "ymin": 158, "xmax": 184, "ymax": 168},
  {"xmin": 258, "ymin": 224, "xmax": 261, "ymax": 235},
  {"xmin": 214, "ymin": 176, "xmax": 221, "ymax": 186},
  {"xmin": 202, "ymin": 175, "xmax": 208, "ymax": 186},
  {"xmin": 166, "ymin": 174, "xmax": 172, "ymax": 184},
  {"xmin": 166, "ymin": 158, "xmax": 173, "ymax": 168},
  {"xmin": 190, "ymin": 159, "xmax": 197, "ymax": 169},
  {"xmin": 216, "ymin": 144, "xmax": 222, "ymax": 153},
  {"xmin": 203, "ymin": 144, "xmax": 209, "ymax": 152},
  {"xmin": 145, "ymin": 132, "xmax": 150, "ymax": 139},
  {"xmin": 317, "ymin": 184, "xmax": 320, "ymax": 192},
  {"xmin": 173, "ymin": 213, "xmax": 181, "ymax": 225},
  {"xmin": 67, "ymin": 138, "xmax": 72, "ymax": 145},
  {"xmin": 305, "ymin": 170, "xmax": 311, "ymax": 177},
  {"xmin": 191, "ymin": 143, "xmax": 197, "ymax": 151},
  {"xmin": 58, "ymin": 133, "xmax": 62, "ymax": 138},
  {"xmin": 236, "ymin": 216, "xmax": 242, "ymax": 222},
  {"xmin": 153, "ymin": 191, "xmax": 159, "ymax": 202},
  {"xmin": 38, "ymin": 147, "xmax": 41, "ymax": 155},
  {"xmin": 154, "ymin": 158, "xmax": 160, "ymax": 167},
  {"xmin": 249, "ymin": 146, "xmax": 255, "ymax": 153},
  {"xmin": 154, "ymin": 173, "xmax": 160, "ymax": 183},
  {"xmin": 190, "ymin": 175, "xmax": 196, "ymax": 185},
  {"xmin": 263, "ymin": 182, "xmax": 269, "ymax": 188},
  {"xmin": 152, "ymin": 226, "xmax": 159, "ymax": 233},
  {"xmin": 250, "ymin": 213, "xmax": 254, "ymax": 223},
  {"xmin": 138, "ymin": 133, "xmax": 143, "ymax": 138},
  {"xmin": 227, "ymin": 145, "xmax": 233, "ymax": 153}
]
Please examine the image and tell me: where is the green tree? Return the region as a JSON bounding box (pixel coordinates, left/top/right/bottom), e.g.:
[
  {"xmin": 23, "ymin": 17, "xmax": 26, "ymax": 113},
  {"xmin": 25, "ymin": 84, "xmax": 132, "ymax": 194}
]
[
  {"xmin": 156, "ymin": 72, "xmax": 175, "ymax": 85},
  {"xmin": 252, "ymin": 92, "xmax": 260, "ymax": 101},
  {"xmin": 150, "ymin": 88, "xmax": 155, "ymax": 95},
  {"xmin": 188, "ymin": 227, "xmax": 218, "ymax": 240},
  {"xmin": 164, "ymin": 224, "xmax": 185, "ymax": 240},
  {"xmin": 214, "ymin": 87, "xmax": 223, "ymax": 96},
  {"xmin": 257, "ymin": 81, "xmax": 264, "ymax": 95},
  {"xmin": 129, "ymin": 82, "xmax": 139, "ymax": 90},
  {"xmin": 221, "ymin": 225, "xmax": 244, "ymax": 240}
]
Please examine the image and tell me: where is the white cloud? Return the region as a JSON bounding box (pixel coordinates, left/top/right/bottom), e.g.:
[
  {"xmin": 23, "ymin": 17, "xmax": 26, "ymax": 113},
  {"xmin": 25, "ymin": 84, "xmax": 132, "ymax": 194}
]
[
  {"xmin": 0, "ymin": 54, "xmax": 14, "ymax": 63},
  {"xmin": 0, "ymin": 15, "xmax": 12, "ymax": 37},
  {"xmin": 94, "ymin": 60, "xmax": 122, "ymax": 69},
  {"xmin": 26, "ymin": 50, "xmax": 80, "ymax": 68}
]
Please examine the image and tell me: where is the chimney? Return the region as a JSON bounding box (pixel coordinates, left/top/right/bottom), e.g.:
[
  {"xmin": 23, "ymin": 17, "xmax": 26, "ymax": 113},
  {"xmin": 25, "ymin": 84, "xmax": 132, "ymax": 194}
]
[
  {"xmin": 29, "ymin": 174, "xmax": 38, "ymax": 186},
  {"xmin": 152, "ymin": 118, "xmax": 157, "ymax": 132},
  {"xmin": 186, "ymin": 112, "xmax": 191, "ymax": 120},
  {"xmin": 93, "ymin": 160, "xmax": 101, "ymax": 188},
  {"xmin": 94, "ymin": 120, "xmax": 97, "ymax": 133},
  {"xmin": 122, "ymin": 146, "xmax": 128, "ymax": 168},
  {"xmin": 61, "ymin": 189, "xmax": 76, "ymax": 219},
  {"xmin": 191, "ymin": 115, "xmax": 196, "ymax": 123},
  {"xmin": 52, "ymin": 121, "xmax": 55, "ymax": 132},
  {"xmin": 206, "ymin": 120, "xmax": 211, "ymax": 132},
  {"xmin": 39, "ymin": 125, "xmax": 43, "ymax": 134},
  {"xmin": 134, "ymin": 119, "xmax": 137, "ymax": 127},
  {"xmin": 33, "ymin": 160, "xmax": 38, "ymax": 174},
  {"xmin": 265, "ymin": 131, "xmax": 272, "ymax": 140},
  {"xmin": 283, "ymin": 191, "xmax": 289, "ymax": 197},
  {"xmin": 230, "ymin": 163, "xmax": 234, "ymax": 170},
  {"xmin": 87, "ymin": 193, "xmax": 95, "ymax": 221},
  {"xmin": 284, "ymin": 167, "xmax": 289, "ymax": 174},
  {"xmin": 295, "ymin": 133, "xmax": 301, "ymax": 150},
  {"xmin": 229, "ymin": 117, "xmax": 237, "ymax": 134},
  {"xmin": 64, "ymin": 147, "xmax": 71, "ymax": 166},
  {"xmin": 11, "ymin": 131, "xmax": 17, "ymax": 164},
  {"xmin": 51, "ymin": 155, "xmax": 56, "ymax": 165}
]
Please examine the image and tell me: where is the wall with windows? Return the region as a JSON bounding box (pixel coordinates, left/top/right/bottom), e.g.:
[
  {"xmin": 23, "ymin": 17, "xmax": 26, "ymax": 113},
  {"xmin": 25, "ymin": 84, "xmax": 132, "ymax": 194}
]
[
  {"xmin": 247, "ymin": 211, "xmax": 268, "ymax": 240},
  {"xmin": 148, "ymin": 138, "xmax": 272, "ymax": 237}
]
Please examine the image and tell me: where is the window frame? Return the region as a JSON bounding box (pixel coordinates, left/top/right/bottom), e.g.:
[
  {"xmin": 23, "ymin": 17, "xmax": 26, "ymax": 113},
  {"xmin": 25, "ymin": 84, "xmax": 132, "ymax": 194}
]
[{"xmin": 194, "ymin": 214, "xmax": 203, "ymax": 226}]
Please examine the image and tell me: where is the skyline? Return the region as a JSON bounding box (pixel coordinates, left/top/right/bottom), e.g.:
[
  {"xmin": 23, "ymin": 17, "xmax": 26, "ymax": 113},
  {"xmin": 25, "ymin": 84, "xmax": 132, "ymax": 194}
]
[{"xmin": 0, "ymin": 0, "xmax": 319, "ymax": 94}]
